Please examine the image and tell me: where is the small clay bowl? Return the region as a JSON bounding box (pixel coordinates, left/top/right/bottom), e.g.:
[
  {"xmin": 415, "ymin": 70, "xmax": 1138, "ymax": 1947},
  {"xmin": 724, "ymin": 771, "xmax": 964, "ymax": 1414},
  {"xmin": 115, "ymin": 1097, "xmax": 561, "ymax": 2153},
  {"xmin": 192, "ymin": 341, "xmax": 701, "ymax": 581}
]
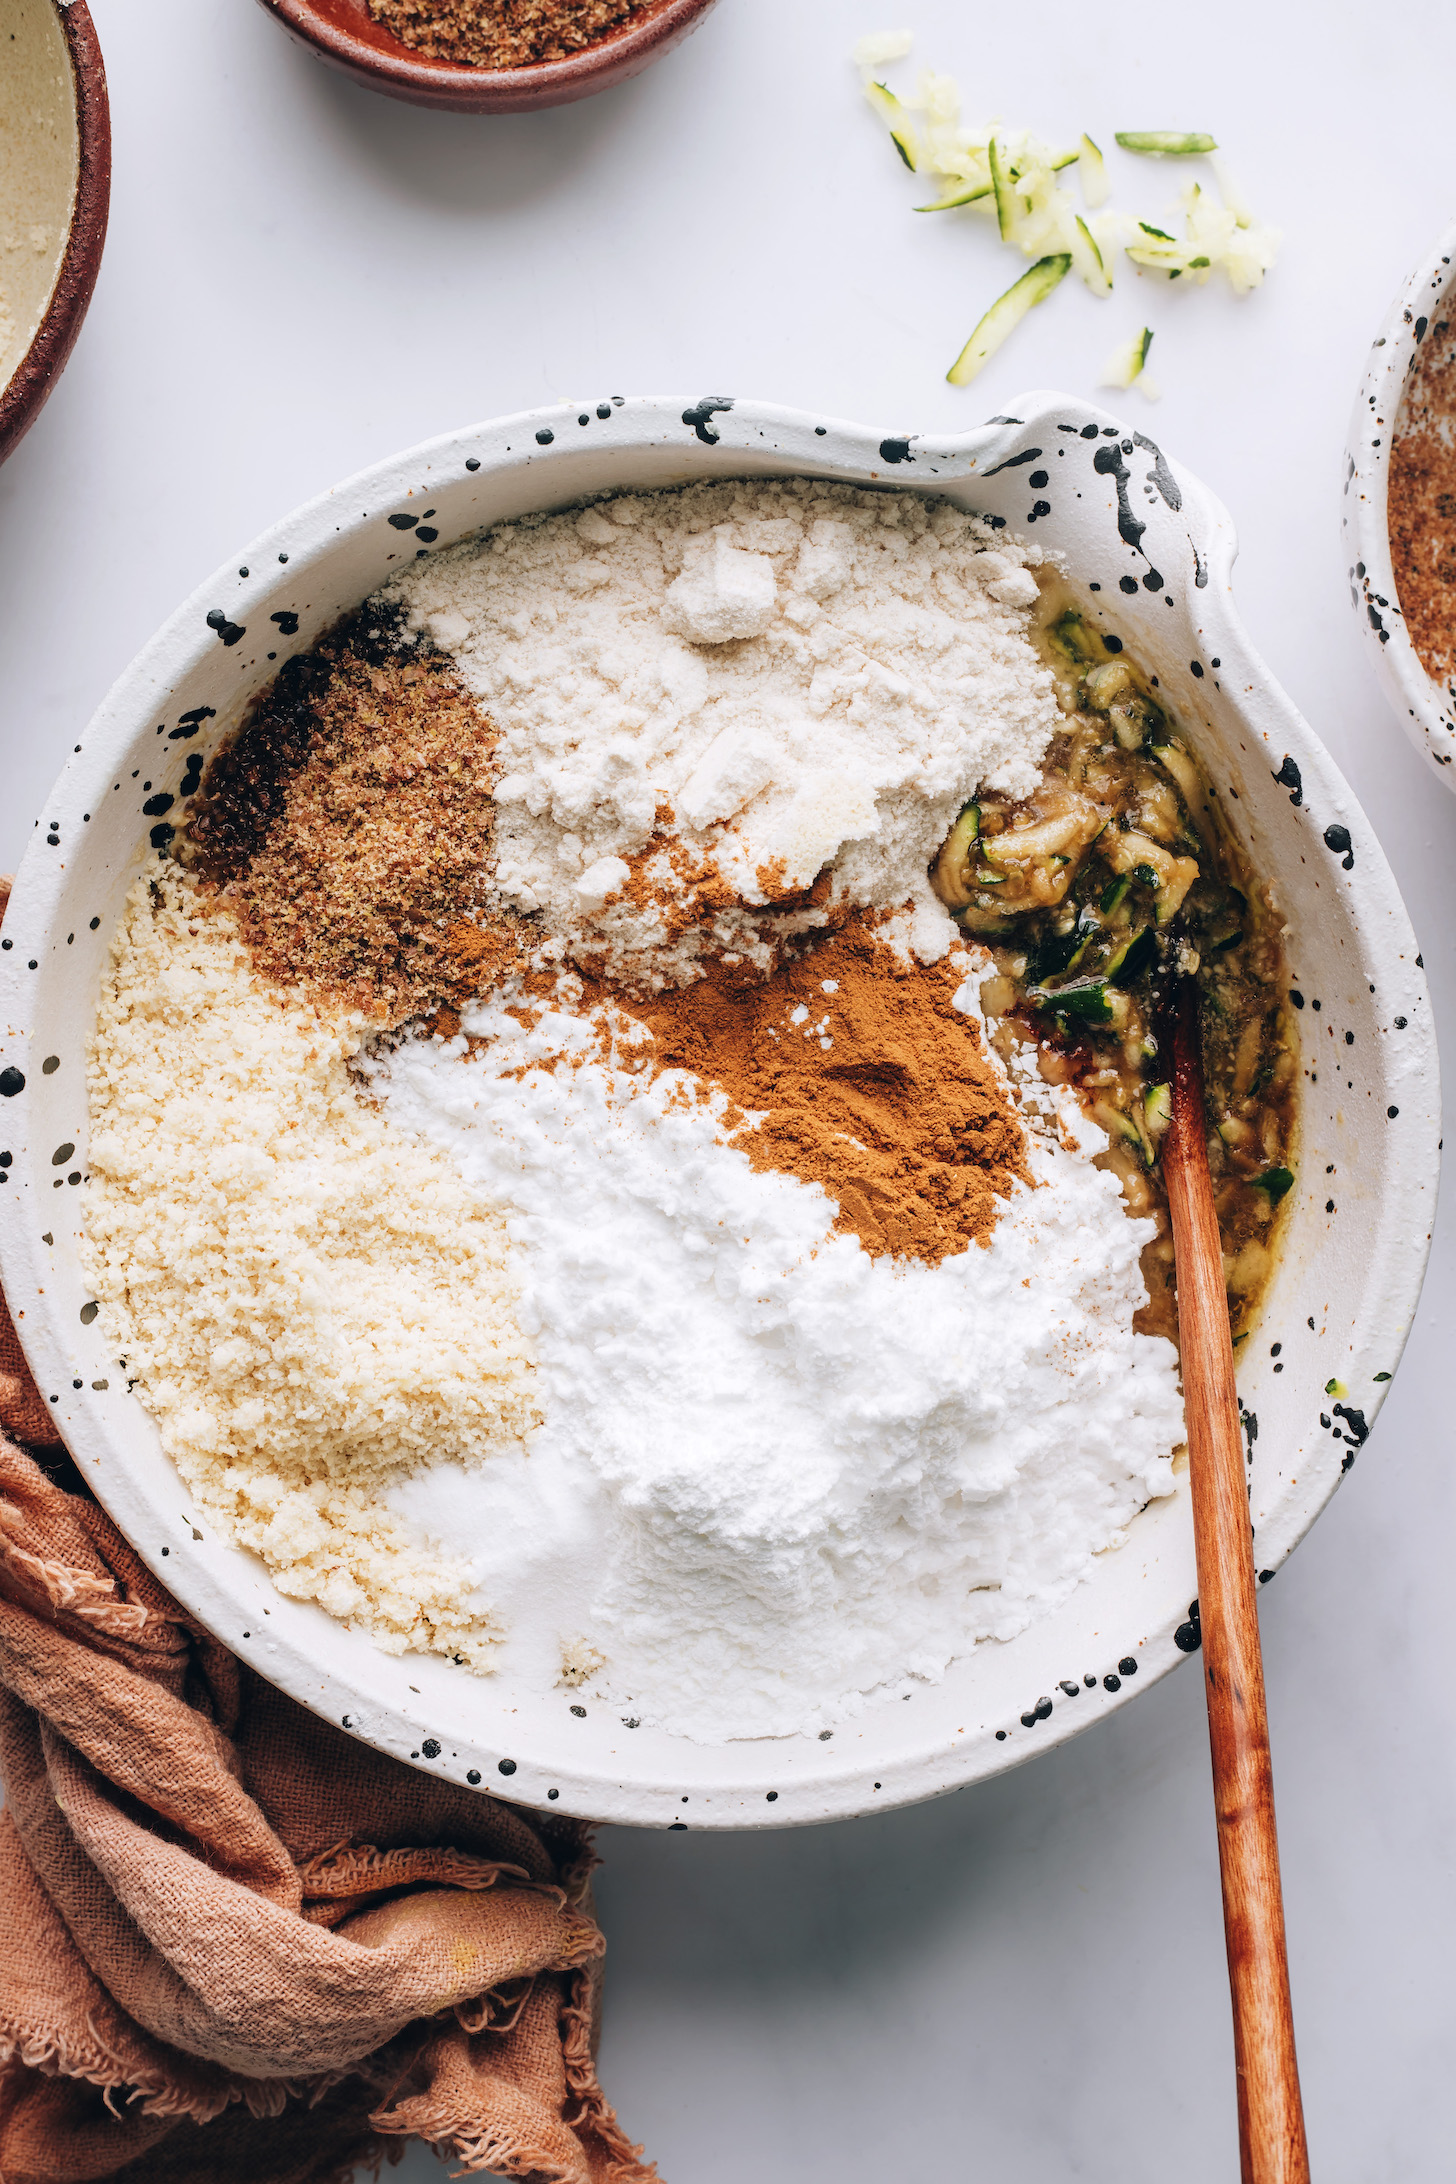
[
  {"xmin": 255, "ymin": 0, "xmax": 722, "ymax": 114},
  {"xmin": 0, "ymin": 0, "xmax": 110, "ymax": 467}
]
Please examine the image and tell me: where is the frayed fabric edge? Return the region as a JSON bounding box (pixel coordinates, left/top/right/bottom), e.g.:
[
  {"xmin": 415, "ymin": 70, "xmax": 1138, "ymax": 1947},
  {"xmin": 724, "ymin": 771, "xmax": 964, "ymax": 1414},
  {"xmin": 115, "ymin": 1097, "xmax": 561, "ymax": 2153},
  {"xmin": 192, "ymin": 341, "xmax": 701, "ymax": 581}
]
[
  {"xmin": 0, "ymin": 2019, "xmax": 354, "ymax": 2131},
  {"xmin": 0, "ymin": 1510, "xmax": 150, "ymax": 1639},
  {"xmin": 0, "ymin": 2021, "xmax": 207, "ymax": 2123},
  {"xmin": 298, "ymin": 1842, "xmax": 551, "ymax": 1904},
  {"xmin": 558, "ymin": 1975, "xmax": 659, "ymax": 2184}
]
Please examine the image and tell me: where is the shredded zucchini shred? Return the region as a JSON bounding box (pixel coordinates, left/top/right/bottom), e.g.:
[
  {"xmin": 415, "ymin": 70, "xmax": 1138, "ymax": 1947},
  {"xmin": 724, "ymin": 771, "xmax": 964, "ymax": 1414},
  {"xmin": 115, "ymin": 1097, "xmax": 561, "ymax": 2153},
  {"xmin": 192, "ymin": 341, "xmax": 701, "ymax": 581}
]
[
  {"xmin": 1115, "ymin": 130, "xmax": 1218, "ymax": 155},
  {"xmin": 851, "ymin": 36, "xmax": 1280, "ymax": 382},
  {"xmin": 1078, "ymin": 133, "xmax": 1109, "ymax": 208},
  {"xmin": 1072, "ymin": 215, "xmax": 1112, "ymax": 297},
  {"xmin": 863, "ymin": 79, "xmax": 921, "ymax": 171},
  {"xmin": 1123, "ymin": 179, "xmax": 1279, "ymax": 293},
  {"xmin": 946, "ymin": 255, "xmax": 1071, "ymax": 386},
  {"xmin": 1101, "ymin": 326, "xmax": 1158, "ymax": 399}
]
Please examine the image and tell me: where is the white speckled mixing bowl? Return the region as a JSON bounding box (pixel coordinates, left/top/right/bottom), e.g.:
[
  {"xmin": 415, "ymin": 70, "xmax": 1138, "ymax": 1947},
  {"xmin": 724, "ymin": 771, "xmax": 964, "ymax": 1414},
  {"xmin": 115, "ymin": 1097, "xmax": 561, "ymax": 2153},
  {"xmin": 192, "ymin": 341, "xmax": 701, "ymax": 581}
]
[{"xmin": 0, "ymin": 395, "xmax": 1437, "ymax": 1828}]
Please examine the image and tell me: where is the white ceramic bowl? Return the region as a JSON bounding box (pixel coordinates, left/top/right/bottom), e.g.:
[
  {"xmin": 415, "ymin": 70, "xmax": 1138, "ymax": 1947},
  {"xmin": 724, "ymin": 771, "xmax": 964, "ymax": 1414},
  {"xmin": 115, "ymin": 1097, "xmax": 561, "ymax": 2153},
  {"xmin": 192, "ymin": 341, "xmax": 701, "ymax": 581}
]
[
  {"xmin": 1344, "ymin": 218, "xmax": 1456, "ymax": 785},
  {"xmin": 0, "ymin": 395, "xmax": 1437, "ymax": 1829}
]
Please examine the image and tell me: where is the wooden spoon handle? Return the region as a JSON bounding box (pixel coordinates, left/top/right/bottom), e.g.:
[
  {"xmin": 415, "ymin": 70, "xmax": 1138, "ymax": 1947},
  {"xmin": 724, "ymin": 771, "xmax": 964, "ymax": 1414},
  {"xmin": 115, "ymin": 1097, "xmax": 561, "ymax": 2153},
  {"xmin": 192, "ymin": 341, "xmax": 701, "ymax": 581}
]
[{"xmin": 1162, "ymin": 979, "xmax": 1310, "ymax": 2184}]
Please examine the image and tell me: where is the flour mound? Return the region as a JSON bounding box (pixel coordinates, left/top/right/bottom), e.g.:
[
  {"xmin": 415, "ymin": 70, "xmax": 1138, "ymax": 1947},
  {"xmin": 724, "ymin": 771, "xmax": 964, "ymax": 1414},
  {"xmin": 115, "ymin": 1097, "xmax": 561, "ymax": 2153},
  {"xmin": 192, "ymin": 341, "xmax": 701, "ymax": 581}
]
[{"xmin": 390, "ymin": 477, "xmax": 1062, "ymax": 985}]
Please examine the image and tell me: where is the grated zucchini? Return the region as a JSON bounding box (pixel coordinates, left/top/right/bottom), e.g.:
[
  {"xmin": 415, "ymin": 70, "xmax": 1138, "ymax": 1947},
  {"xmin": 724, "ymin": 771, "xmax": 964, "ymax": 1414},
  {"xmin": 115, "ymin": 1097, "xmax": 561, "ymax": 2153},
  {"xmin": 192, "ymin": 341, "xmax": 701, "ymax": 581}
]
[
  {"xmin": 849, "ymin": 50, "xmax": 1277, "ymax": 336},
  {"xmin": 1072, "ymin": 215, "xmax": 1112, "ymax": 296},
  {"xmin": 849, "ymin": 30, "xmax": 914, "ymax": 70},
  {"xmin": 1029, "ymin": 978, "xmax": 1130, "ymax": 1031},
  {"xmin": 915, "ymin": 180, "xmax": 992, "ymax": 213},
  {"xmin": 988, "ymin": 136, "xmax": 1017, "ymax": 241},
  {"xmin": 864, "ymin": 80, "xmax": 921, "ymax": 171},
  {"xmin": 1126, "ymin": 182, "xmax": 1279, "ymax": 291},
  {"xmin": 1115, "ymin": 131, "xmax": 1218, "ymax": 155},
  {"xmin": 1078, "ymin": 133, "xmax": 1109, "ymax": 207},
  {"xmin": 1104, "ymin": 926, "xmax": 1157, "ymax": 986},
  {"xmin": 1144, "ymin": 1082, "xmax": 1172, "ymax": 1138},
  {"xmin": 1101, "ymin": 327, "xmax": 1155, "ymax": 390},
  {"xmin": 931, "ymin": 800, "xmax": 982, "ymax": 908},
  {"xmin": 946, "ymin": 253, "xmax": 1071, "ymax": 385},
  {"xmin": 1151, "ymin": 737, "xmax": 1204, "ymax": 811}
]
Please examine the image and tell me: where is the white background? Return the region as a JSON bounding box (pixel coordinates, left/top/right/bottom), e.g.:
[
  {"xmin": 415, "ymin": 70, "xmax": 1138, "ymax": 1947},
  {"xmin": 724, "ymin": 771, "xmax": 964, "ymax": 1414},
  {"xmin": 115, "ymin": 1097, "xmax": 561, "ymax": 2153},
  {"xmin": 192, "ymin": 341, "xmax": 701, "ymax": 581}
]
[{"xmin": 4, "ymin": 2, "xmax": 1454, "ymax": 2178}]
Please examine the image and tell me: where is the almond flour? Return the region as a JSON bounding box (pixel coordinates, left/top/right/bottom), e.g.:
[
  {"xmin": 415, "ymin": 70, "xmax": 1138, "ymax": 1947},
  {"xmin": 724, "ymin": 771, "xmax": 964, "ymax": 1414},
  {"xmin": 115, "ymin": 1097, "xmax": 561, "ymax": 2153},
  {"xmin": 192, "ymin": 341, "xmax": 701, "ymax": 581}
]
[{"xmin": 80, "ymin": 869, "xmax": 538, "ymax": 1669}]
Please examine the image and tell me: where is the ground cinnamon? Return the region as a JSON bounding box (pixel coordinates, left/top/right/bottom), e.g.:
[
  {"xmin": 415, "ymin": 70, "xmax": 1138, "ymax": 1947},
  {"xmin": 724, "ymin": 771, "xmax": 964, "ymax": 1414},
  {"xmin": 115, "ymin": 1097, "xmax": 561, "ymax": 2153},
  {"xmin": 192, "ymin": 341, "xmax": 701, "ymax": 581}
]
[
  {"xmin": 367, "ymin": 0, "xmax": 650, "ymax": 69},
  {"xmin": 616, "ymin": 919, "xmax": 1029, "ymax": 1265}
]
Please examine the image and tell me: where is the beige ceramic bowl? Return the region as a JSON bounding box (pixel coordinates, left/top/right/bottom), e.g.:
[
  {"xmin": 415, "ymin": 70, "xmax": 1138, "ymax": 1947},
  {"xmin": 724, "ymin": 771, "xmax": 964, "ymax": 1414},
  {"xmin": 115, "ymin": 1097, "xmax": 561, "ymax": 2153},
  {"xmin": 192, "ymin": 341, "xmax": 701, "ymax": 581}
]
[{"xmin": 0, "ymin": 0, "xmax": 109, "ymax": 466}]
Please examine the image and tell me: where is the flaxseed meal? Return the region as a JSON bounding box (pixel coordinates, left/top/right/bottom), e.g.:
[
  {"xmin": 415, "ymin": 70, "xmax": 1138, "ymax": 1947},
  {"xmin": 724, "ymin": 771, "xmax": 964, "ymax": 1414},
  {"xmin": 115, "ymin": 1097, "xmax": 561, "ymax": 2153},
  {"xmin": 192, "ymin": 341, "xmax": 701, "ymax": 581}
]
[
  {"xmin": 182, "ymin": 605, "xmax": 513, "ymax": 1026},
  {"xmin": 367, "ymin": 0, "xmax": 650, "ymax": 71}
]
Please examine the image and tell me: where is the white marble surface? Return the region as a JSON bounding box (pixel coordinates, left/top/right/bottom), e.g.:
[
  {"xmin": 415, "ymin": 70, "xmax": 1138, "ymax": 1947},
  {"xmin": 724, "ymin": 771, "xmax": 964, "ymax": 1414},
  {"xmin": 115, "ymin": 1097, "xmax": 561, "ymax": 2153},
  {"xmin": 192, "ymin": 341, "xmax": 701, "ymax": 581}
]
[{"xmin": 3, "ymin": 1, "xmax": 1453, "ymax": 2177}]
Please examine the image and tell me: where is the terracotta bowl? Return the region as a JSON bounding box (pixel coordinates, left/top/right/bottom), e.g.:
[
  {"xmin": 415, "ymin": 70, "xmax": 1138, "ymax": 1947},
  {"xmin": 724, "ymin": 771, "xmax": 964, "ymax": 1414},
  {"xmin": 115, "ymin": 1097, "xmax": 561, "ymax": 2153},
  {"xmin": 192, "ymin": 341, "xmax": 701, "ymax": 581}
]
[
  {"xmin": 0, "ymin": 395, "xmax": 1437, "ymax": 1830},
  {"xmin": 0, "ymin": 0, "xmax": 110, "ymax": 467},
  {"xmin": 256, "ymin": 0, "xmax": 722, "ymax": 114}
]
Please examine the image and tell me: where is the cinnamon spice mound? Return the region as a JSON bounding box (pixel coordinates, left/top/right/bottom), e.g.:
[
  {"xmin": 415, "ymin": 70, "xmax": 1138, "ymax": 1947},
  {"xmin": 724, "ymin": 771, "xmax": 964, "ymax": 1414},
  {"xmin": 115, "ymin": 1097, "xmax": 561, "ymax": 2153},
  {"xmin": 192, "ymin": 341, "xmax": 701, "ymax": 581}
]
[
  {"xmin": 183, "ymin": 610, "xmax": 520, "ymax": 1024},
  {"xmin": 618, "ymin": 919, "xmax": 1029, "ymax": 1265},
  {"xmin": 367, "ymin": 0, "xmax": 650, "ymax": 70},
  {"xmin": 1388, "ymin": 317, "xmax": 1456, "ymax": 683}
]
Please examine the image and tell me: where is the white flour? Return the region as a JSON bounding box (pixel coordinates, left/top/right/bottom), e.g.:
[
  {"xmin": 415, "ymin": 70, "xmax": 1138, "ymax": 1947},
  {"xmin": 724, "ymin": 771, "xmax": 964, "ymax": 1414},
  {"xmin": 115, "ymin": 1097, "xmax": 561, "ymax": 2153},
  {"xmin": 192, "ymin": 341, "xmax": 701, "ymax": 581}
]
[
  {"xmin": 390, "ymin": 479, "xmax": 1062, "ymax": 982},
  {"xmin": 369, "ymin": 978, "xmax": 1184, "ymax": 1743}
]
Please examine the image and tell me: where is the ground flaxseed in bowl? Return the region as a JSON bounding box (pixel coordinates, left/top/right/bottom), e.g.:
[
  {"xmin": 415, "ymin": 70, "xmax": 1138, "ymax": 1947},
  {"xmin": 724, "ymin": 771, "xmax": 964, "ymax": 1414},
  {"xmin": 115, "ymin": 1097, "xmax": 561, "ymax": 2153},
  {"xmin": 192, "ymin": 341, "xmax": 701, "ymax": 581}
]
[
  {"xmin": 1387, "ymin": 312, "xmax": 1456, "ymax": 702},
  {"xmin": 80, "ymin": 477, "xmax": 1295, "ymax": 1744},
  {"xmin": 366, "ymin": 0, "xmax": 654, "ymax": 70}
]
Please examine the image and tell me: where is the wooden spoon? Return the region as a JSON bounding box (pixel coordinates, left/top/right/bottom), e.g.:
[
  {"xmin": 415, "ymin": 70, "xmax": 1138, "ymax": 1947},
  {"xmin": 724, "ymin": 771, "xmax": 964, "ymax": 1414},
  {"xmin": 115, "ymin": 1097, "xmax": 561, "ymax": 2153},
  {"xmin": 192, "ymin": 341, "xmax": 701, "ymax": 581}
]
[{"xmin": 1161, "ymin": 972, "xmax": 1311, "ymax": 2184}]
